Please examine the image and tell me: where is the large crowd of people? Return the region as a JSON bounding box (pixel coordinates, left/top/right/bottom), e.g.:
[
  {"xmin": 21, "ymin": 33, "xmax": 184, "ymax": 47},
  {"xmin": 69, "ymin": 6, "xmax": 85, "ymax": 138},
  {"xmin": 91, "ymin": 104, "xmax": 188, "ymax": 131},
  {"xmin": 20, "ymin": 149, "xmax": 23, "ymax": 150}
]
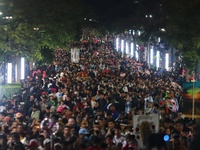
[{"xmin": 0, "ymin": 37, "xmax": 199, "ymax": 150}]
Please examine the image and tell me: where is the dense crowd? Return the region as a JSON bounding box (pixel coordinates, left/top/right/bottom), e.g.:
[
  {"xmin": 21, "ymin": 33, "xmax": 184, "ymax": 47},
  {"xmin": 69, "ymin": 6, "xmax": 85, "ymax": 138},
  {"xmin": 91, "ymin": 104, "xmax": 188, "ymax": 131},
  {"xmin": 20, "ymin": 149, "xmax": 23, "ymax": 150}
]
[{"xmin": 0, "ymin": 38, "xmax": 199, "ymax": 150}]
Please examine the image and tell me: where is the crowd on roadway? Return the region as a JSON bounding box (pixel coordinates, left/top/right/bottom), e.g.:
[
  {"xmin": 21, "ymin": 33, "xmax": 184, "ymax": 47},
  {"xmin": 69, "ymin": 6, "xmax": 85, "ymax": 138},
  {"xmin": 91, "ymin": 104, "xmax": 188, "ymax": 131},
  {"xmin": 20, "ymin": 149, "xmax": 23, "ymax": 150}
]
[{"xmin": 0, "ymin": 36, "xmax": 199, "ymax": 150}]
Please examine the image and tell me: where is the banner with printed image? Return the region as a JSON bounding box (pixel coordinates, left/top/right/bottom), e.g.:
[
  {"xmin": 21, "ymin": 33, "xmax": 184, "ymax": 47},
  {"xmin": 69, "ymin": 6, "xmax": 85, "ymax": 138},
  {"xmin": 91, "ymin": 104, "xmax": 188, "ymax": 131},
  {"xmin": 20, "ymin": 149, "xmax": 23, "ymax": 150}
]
[
  {"xmin": 182, "ymin": 82, "xmax": 200, "ymax": 117},
  {"xmin": 133, "ymin": 114, "xmax": 159, "ymax": 149}
]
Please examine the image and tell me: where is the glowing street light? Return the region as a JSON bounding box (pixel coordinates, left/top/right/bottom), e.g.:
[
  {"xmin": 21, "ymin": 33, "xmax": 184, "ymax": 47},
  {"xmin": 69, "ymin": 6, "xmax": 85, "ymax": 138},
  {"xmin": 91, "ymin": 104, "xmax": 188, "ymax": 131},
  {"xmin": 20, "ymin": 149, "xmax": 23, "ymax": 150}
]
[
  {"xmin": 156, "ymin": 51, "xmax": 160, "ymax": 69},
  {"xmin": 121, "ymin": 40, "xmax": 124, "ymax": 54},
  {"xmin": 7, "ymin": 63, "xmax": 12, "ymax": 83},
  {"xmin": 116, "ymin": 38, "xmax": 119, "ymax": 51},
  {"xmin": 150, "ymin": 47, "xmax": 154, "ymax": 64},
  {"xmin": 21, "ymin": 57, "xmax": 25, "ymax": 80},
  {"xmin": 125, "ymin": 42, "xmax": 129, "ymax": 54},
  {"xmin": 160, "ymin": 28, "xmax": 166, "ymax": 32},
  {"xmin": 131, "ymin": 42, "xmax": 134, "ymax": 57},
  {"xmin": 135, "ymin": 51, "xmax": 139, "ymax": 61},
  {"xmin": 135, "ymin": 44, "xmax": 139, "ymax": 61},
  {"xmin": 165, "ymin": 53, "xmax": 169, "ymax": 71}
]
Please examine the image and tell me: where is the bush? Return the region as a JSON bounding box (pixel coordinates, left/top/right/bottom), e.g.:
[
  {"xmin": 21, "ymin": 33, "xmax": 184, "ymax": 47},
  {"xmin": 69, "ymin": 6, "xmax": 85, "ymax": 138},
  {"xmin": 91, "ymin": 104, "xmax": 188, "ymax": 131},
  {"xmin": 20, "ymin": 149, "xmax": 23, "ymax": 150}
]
[{"xmin": 0, "ymin": 83, "xmax": 22, "ymax": 100}]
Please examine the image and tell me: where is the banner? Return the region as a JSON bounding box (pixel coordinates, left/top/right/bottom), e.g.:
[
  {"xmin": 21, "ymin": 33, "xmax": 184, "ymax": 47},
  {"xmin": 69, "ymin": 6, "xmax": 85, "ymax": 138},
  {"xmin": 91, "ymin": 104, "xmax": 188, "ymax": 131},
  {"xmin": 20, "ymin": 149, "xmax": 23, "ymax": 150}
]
[
  {"xmin": 182, "ymin": 82, "xmax": 200, "ymax": 117},
  {"xmin": 133, "ymin": 114, "xmax": 159, "ymax": 149},
  {"xmin": 71, "ymin": 47, "xmax": 80, "ymax": 63}
]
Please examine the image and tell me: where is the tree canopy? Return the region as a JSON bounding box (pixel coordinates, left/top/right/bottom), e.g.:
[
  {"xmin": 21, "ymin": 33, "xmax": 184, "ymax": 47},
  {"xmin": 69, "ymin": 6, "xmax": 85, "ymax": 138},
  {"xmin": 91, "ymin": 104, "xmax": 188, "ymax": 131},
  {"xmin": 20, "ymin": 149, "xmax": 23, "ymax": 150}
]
[{"xmin": 0, "ymin": 0, "xmax": 200, "ymax": 68}]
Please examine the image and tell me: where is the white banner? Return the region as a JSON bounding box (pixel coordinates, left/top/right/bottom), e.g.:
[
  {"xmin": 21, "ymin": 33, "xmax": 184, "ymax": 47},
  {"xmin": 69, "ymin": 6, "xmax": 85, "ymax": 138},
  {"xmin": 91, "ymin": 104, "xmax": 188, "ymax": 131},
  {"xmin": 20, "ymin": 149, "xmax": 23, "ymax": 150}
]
[
  {"xmin": 71, "ymin": 47, "xmax": 80, "ymax": 63},
  {"xmin": 133, "ymin": 114, "xmax": 159, "ymax": 149}
]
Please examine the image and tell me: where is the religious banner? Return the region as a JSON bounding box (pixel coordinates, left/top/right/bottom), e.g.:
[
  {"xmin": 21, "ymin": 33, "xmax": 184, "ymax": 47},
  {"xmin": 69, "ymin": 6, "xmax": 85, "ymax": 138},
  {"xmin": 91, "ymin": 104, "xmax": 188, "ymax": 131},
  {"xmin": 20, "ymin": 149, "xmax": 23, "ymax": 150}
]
[
  {"xmin": 133, "ymin": 114, "xmax": 159, "ymax": 149},
  {"xmin": 182, "ymin": 82, "xmax": 200, "ymax": 118},
  {"xmin": 71, "ymin": 47, "xmax": 80, "ymax": 63}
]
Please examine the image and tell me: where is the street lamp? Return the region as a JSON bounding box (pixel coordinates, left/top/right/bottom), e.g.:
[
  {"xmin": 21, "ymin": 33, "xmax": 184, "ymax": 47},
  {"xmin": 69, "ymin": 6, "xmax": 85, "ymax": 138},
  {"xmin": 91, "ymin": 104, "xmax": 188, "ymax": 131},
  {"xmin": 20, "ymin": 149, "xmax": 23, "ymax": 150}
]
[
  {"xmin": 7, "ymin": 63, "xmax": 12, "ymax": 83},
  {"xmin": 165, "ymin": 53, "xmax": 169, "ymax": 71},
  {"xmin": 21, "ymin": 57, "xmax": 25, "ymax": 80},
  {"xmin": 121, "ymin": 39, "xmax": 124, "ymax": 56},
  {"xmin": 150, "ymin": 46, "xmax": 154, "ymax": 65},
  {"xmin": 131, "ymin": 42, "xmax": 134, "ymax": 57},
  {"xmin": 156, "ymin": 51, "xmax": 160, "ymax": 69},
  {"xmin": 125, "ymin": 42, "xmax": 129, "ymax": 54},
  {"xmin": 135, "ymin": 44, "xmax": 139, "ymax": 61},
  {"xmin": 116, "ymin": 37, "xmax": 119, "ymax": 51}
]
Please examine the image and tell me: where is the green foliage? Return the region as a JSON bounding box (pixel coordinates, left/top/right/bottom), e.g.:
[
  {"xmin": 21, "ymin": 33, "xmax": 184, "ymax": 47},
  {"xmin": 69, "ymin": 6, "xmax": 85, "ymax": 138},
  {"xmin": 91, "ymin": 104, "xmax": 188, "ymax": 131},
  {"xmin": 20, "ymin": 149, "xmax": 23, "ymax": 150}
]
[
  {"xmin": 0, "ymin": 83, "xmax": 21, "ymax": 100},
  {"xmin": 0, "ymin": 0, "xmax": 87, "ymax": 62},
  {"xmin": 163, "ymin": 0, "xmax": 200, "ymax": 69}
]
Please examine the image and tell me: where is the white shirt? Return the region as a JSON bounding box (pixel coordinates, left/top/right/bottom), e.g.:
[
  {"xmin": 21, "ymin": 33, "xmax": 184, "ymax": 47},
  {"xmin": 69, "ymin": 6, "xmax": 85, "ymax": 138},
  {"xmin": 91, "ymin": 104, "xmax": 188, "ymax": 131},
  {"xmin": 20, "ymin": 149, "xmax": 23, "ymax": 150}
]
[{"xmin": 113, "ymin": 135, "xmax": 126, "ymax": 146}]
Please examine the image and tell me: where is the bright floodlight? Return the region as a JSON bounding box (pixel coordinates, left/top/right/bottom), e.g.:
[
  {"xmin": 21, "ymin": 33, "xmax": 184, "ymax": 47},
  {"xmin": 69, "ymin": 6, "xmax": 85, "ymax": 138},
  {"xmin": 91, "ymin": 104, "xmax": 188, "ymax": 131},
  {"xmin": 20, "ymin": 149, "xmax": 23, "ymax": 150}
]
[
  {"xmin": 116, "ymin": 38, "xmax": 119, "ymax": 51},
  {"xmin": 121, "ymin": 40, "xmax": 124, "ymax": 54},
  {"xmin": 160, "ymin": 28, "xmax": 166, "ymax": 32},
  {"xmin": 165, "ymin": 53, "xmax": 169, "ymax": 71},
  {"xmin": 21, "ymin": 57, "xmax": 25, "ymax": 80},
  {"xmin": 138, "ymin": 31, "xmax": 141, "ymax": 36},
  {"xmin": 126, "ymin": 42, "xmax": 129, "ymax": 54},
  {"xmin": 150, "ymin": 47, "xmax": 154, "ymax": 64},
  {"xmin": 15, "ymin": 64, "xmax": 17, "ymax": 82},
  {"xmin": 158, "ymin": 37, "xmax": 161, "ymax": 43},
  {"xmin": 131, "ymin": 42, "xmax": 134, "ymax": 57},
  {"xmin": 135, "ymin": 51, "xmax": 139, "ymax": 61},
  {"xmin": 7, "ymin": 63, "xmax": 12, "ymax": 83},
  {"xmin": 0, "ymin": 12, "xmax": 2, "ymax": 15},
  {"xmin": 156, "ymin": 51, "xmax": 160, "ymax": 69}
]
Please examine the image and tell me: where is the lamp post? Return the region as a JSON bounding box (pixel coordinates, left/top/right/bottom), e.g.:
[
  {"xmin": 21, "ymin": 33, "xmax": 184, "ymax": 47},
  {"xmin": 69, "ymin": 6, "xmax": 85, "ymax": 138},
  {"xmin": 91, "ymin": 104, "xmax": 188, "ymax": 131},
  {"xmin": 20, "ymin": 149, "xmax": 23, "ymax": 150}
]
[
  {"xmin": 191, "ymin": 72, "xmax": 195, "ymax": 120},
  {"xmin": 3, "ymin": 51, "xmax": 6, "ymax": 84}
]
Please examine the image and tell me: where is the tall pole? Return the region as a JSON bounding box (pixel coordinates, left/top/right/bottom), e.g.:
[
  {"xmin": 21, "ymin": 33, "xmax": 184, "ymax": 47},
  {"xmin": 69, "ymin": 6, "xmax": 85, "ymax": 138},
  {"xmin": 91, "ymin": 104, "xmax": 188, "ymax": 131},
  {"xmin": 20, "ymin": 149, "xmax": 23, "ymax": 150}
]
[
  {"xmin": 192, "ymin": 79, "xmax": 195, "ymax": 120},
  {"xmin": 3, "ymin": 51, "xmax": 6, "ymax": 85}
]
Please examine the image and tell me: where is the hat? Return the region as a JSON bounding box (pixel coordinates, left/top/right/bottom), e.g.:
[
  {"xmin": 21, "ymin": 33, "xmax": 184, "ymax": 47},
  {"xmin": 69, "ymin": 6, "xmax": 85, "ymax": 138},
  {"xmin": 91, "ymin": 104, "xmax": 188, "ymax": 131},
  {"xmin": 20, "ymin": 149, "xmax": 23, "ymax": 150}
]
[
  {"xmin": 147, "ymin": 97, "xmax": 153, "ymax": 103},
  {"xmin": 49, "ymin": 93, "xmax": 54, "ymax": 97},
  {"xmin": 27, "ymin": 139, "xmax": 39, "ymax": 148},
  {"xmin": 107, "ymin": 103, "xmax": 115, "ymax": 110},
  {"xmin": 120, "ymin": 122, "xmax": 128, "ymax": 126},
  {"xmin": 0, "ymin": 134, "xmax": 6, "ymax": 139},
  {"xmin": 78, "ymin": 128, "xmax": 89, "ymax": 135},
  {"xmin": 170, "ymin": 99, "xmax": 175, "ymax": 103},
  {"xmin": 54, "ymin": 143, "xmax": 63, "ymax": 148},
  {"xmin": 43, "ymin": 138, "xmax": 51, "ymax": 145},
  {"xmin": 42, "ymin": 92, "xmax": 46, "ymax": 95},
  {"xmin": 57, "ymin": 105, "xmax": 70, "ymax": 113}
]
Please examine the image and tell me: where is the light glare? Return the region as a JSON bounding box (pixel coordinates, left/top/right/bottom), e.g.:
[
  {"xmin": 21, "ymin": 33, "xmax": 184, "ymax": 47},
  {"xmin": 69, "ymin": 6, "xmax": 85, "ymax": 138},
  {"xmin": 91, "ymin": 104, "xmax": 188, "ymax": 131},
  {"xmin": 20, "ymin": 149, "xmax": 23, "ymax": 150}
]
[
  {"xmin": 156, "ymin": 51, "xmax": 160, "ymax": 69},
  {"xmin": 150, "ymin": 47, "xmax": 154, "ymax": 64},
  {"xmin": 131, "ymin": 42, "xmax": 134, "ymax": 56},
  {"xmin": 7, "ymin": 63, "xmax": 12, "ymax": 83},
  {"xmin": 116, "ymin": 38, "xmax": 119, "ymax": 51},
  {"xmin": 21, "ymin": 57, "xmax": 25, "ymax": 80},
  {"xmin": 126, "ymin": 42, "xmax": 129, "ymax": 54},
  {"xmin": 165, "ymin": 53, "xmax": 169, "ymax": 71},
  {"xmin": 121, "ymin": 40, "xmax": 124, "ymax": 54}
]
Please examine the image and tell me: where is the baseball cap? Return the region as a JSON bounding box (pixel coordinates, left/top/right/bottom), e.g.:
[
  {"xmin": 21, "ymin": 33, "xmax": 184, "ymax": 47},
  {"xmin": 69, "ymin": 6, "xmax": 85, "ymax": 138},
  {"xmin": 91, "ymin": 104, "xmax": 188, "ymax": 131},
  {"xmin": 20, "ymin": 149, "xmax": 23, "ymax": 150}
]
[
  {"xmin": 78, "ymin": 128, "xmax": 89, "ymax": 135},
  {"xmin": 43, "ymin": 138, "xmax": 51, "ymax": 145}
]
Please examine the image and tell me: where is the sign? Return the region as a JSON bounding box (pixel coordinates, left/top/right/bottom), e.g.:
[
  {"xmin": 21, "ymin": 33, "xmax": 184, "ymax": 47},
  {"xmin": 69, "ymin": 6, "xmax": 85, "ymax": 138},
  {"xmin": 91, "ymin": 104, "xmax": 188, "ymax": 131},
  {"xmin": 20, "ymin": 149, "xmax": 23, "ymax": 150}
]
[
  {"xmin": 71, "ymin": 47, "xmax": 80, "ymax": 63},
  {"xmin": 133, "ymin": 114, "xmax": 159, "ymax": 149},
  {"xmin": 182, "ymin": 82, "xmax": 200, "ymax": 118}
]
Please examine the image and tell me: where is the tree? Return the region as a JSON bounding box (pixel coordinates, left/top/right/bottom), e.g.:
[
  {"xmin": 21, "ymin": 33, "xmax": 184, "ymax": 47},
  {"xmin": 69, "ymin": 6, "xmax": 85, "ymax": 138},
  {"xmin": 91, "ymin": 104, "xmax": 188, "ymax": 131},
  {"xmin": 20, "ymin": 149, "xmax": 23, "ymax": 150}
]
[
  {"xmin": 163, "ymin": 0, "xmax": 200, "ymax": 71},
  {"xmin": 0, "ymin": 0, "xmax": 86, "ymax": 61}
]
